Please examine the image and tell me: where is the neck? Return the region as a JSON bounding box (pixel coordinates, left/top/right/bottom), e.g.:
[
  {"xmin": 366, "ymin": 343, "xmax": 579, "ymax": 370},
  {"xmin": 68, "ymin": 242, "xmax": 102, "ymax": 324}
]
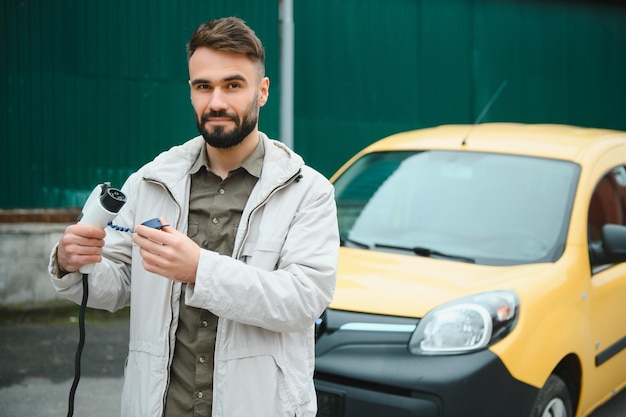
[{"xmin": 206, "ymin": 132, "xmax": 259, "ymax": 179}]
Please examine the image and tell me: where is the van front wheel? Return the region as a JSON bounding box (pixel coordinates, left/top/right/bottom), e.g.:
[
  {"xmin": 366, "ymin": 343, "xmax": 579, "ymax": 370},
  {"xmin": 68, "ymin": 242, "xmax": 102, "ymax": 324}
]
[{"xmin": 531, "ymin": 375, "xmax": 573, "ymax": 417}]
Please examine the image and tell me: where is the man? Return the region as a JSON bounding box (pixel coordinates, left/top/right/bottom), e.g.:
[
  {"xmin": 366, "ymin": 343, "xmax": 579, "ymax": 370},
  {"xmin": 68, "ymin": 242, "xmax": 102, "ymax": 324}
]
[{"xmin": 49, "ymin": 17, "xmax": 339, "ymax": 417}]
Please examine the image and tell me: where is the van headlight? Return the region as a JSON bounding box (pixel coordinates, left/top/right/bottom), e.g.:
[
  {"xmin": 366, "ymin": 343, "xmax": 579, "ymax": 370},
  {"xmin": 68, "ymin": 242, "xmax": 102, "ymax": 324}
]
[{"xmin": 409, "ymin": 290, "xmax": 519, "ymax": 355}]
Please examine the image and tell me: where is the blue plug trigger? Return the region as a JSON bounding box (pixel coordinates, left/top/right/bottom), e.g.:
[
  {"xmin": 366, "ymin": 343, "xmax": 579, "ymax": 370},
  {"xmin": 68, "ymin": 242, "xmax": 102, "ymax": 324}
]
[{"xmin": 141, "ymin": 218, "xmax": 168, "ymax": 230}]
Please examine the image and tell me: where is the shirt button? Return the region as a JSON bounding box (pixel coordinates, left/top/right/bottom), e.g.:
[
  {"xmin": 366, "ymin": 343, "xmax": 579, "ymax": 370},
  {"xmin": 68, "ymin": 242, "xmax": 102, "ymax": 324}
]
[
  {"xmin": 199, "ymin": 356, "xmax": 206, "ymax": 363},
  {"xmin": 196, "ymin": 392, "xmax": 203, "ymax": 399},
  {"xmin": 201, "ymin": 320, "xmax": 209, "ymax": 328},
  {"xmin": 212, "ymin": 217, "xmax": 219, "ymax": 224},
  {"xmin": 218, "ymin": 188, "xmax": 225, "ymax": 195}
]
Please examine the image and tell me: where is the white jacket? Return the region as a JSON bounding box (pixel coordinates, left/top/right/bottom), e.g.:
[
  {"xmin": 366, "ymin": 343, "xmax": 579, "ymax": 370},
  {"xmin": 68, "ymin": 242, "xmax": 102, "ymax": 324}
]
[{"xmin": 49, "ymin": 133, "xmax": 339, "ymax": 417}]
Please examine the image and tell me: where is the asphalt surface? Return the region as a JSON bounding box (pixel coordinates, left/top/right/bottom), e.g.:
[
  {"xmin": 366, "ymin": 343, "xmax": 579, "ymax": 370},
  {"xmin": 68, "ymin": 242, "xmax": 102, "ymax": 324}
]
[
  {"xmin": 1, "ymin": 306, "xmax": 625, "ymax": 417},
  {"xmin": 0, "ymin": 306, "xmax": 128, "ymax": 417}
]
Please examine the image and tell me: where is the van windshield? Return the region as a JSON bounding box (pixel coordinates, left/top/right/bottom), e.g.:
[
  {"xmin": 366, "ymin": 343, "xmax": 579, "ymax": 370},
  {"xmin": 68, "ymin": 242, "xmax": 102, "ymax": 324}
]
[{"xmin": 333, "ymin": 150, "xmax": 579, "ymax": 266}]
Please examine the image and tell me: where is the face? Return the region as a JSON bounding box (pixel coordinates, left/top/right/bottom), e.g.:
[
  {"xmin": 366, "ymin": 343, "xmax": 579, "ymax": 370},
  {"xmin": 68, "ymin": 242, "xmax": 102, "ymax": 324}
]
[{"xmin": 188, "ymin": 47, "xmax": 269, "ymax": 149}]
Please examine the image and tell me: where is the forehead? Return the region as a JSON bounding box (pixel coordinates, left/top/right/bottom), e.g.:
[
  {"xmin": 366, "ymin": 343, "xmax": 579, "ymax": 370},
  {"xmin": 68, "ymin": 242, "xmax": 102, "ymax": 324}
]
[{"xmin": 188, "ymin": 47, "xmax": 259, "ymax": 82}]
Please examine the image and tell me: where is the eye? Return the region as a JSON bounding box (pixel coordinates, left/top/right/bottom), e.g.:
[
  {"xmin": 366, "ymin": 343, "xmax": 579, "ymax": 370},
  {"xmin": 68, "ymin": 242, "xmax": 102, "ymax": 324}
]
[
  {"xmin": 227, "ymin": 82, "xmax": 242, "ymax": 89},
  {"xmin": 191, "ymin": 81, "xmax": 211, "ymax": 91}
]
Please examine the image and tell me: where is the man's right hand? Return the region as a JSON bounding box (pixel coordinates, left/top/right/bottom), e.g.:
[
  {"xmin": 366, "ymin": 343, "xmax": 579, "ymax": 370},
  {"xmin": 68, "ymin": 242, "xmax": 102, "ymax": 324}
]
[{"xmin": 57, "ymin": 224, "xmax": 107, "ymax": 274}]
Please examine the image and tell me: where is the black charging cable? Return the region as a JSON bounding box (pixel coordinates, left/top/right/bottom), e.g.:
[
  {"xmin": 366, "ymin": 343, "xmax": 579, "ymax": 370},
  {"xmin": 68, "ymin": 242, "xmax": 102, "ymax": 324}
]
[{"xmin": 66, "ymin": 273, "xmax": 89, "ymax": 417}]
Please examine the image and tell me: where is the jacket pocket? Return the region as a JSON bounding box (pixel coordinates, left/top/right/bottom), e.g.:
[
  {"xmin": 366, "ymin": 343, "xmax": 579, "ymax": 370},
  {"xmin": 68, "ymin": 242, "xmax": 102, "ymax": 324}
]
[
  {"xmin": 215, "ymin": 353, "xmax": 301, "ymax": 417},
  {"xmin": 239, "ymin": 238, "xmax": 283, "ymax": 270},
  {"xmin": 214, "ymin": 324, "xmax": 309, "ymax": 417},
  {"xmin": 121, "ymin": 350, "xmax": 169, "ymax": 417},
  {"xmin": 187, "ymin": 221, "xmax": 199, "ymax": 238}
]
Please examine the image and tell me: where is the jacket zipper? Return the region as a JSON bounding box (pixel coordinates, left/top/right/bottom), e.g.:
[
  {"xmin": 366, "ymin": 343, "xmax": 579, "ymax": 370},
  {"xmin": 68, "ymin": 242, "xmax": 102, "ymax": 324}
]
[
  {"xmin": 143, "ymin": 177, "xmax": 183, "ymax": 416},
  {"xmin": 147, "ymin": 167, "xmax": 301, "ymax": 413},
  {"xmin": 233, "ymin": 169, "xmax": 302, "ymax": 260},
  {"xmin": 209, "ymin": 169, "xmax": 302, "ymax": 414}
]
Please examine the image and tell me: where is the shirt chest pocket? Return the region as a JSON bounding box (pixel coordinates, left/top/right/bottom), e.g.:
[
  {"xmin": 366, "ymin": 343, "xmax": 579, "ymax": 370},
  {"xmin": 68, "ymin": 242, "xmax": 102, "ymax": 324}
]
[{"xmin": 239, "ymin": 238, "xmax": 284, "ymax": 270}]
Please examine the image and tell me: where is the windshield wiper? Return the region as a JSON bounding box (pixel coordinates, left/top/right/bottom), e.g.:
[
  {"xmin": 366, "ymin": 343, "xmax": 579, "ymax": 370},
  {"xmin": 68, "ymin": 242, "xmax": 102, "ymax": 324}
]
[
  {"xmin": 374, "ymin": 243, "xmax": 475, "ymax": 263},
  {"xmin": 340, "ymin": 235, "xmax": 370, "ymax": 249}
]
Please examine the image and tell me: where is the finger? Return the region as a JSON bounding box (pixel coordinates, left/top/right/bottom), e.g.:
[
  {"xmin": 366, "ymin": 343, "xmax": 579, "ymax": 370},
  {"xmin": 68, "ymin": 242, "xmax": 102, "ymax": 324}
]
[
  {"xmin": 139, "ymin": 247, "xmax": 170, "ymax": 275},
  {"xmin": 139, "ymin": 246, "xmax": 160, "ymax": 263},
  {"xmin": 134, "ymin": 224, "xmax": 166, "ymax": 243},
  {"xmin": 71, "ymin": 243, "xmax": 105, "ymax": 256},
  {"xmin": 66, "ymin": 223, "xmax": 107, "ymax": 240},
  {"xmin": 60, "ymin": 235, "xmax": 105, "ymax": 260},
  {"xmin": 58, "ymin": 246, "xmax": 103, "ymax": 272},
  {"xmin": 133, "ymin": 233, "xmax": 166, "ymax": 256},
  {"xmin": 77, "ymin": 236, "xmax": 106, "ymax": 249},
  {"xmin": 61, "ymin": 233, "xmax": 102, "ymax": 249}
]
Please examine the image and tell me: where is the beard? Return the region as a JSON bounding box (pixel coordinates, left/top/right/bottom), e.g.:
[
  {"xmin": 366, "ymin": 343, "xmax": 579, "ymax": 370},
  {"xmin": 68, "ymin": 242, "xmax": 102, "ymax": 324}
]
[{"xmin": 195, "ymin": 96, "xmax": 259, "ymax": 149}]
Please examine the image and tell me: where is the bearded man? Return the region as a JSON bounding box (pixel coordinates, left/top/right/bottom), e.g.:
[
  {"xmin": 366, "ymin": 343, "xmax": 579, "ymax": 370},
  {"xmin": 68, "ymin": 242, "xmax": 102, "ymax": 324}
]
[{"xmin": 49, "ymin": 16, "xmax": 339, "ymax": 417}]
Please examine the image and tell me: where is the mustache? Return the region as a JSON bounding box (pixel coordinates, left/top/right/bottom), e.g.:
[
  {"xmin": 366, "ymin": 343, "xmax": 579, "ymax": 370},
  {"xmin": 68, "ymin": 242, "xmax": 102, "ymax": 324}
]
[{"xmin": 200, "ymin": 111, "xmax": 240, "ymax": 125}]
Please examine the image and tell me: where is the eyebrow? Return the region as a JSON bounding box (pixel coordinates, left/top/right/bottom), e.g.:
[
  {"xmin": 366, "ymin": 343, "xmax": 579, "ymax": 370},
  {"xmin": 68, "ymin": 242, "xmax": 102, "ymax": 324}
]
[{"xmin": 190, "ymin": 74, "xmax": 248, "ymax": 87}]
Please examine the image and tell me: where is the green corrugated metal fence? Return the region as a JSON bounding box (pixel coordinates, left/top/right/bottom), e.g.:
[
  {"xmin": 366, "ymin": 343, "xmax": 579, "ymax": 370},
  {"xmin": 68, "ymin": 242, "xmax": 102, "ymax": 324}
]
[
  {"xmin": 294, "ymin": 0, "xmax": 626, "ymax": 177},
  {"xmin": 1, "ymin": 0, "xmax": 279, "ymax": 208},
  {"xmin": 2, "ymin": 0, "xmax": 625, "ymax": 209}
]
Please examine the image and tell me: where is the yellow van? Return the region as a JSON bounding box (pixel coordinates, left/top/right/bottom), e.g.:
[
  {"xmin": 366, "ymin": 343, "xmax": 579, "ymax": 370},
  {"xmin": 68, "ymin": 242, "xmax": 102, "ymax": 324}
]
[{"xmin": 314, "ymin": 123, "xmax": 626, "ymax": 417}]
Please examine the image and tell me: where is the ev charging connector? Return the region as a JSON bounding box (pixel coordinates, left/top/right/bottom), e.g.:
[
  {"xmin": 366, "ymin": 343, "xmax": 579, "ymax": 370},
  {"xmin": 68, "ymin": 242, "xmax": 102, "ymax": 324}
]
[{"xmin": 78, "ymin": 182, "xmax": 127, "ymax": 273}]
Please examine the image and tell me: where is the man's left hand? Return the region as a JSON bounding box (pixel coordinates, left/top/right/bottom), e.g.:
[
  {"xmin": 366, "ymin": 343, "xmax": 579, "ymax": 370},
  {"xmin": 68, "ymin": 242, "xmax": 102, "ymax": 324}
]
[{"xmin": 133, "ymin": 218, "xmax": 200, "ymax": 283}]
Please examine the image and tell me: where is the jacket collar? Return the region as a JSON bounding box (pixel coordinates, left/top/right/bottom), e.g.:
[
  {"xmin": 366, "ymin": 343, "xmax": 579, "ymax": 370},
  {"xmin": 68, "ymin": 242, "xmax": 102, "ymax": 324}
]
[{"xmin": 141, "ymin": 132, "xmax": 304, "ymax": 199}]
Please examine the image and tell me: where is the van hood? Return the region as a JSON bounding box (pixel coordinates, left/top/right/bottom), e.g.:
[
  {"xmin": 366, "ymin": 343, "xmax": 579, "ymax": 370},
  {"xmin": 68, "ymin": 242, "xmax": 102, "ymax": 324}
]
[{"xmin": 329, "ymin": 247, "xmax": 554, "ymax": 318}]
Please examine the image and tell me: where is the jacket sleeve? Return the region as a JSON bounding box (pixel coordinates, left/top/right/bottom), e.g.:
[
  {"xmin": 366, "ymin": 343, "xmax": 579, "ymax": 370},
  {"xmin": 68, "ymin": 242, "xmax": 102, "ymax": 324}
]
[
  {"xmin": 48, "ymin": 247, "xmax": 132, "ymax": 313},
  {"xmin": 185, "ymin": 171, "xmax": 339, "ymax": 333}
]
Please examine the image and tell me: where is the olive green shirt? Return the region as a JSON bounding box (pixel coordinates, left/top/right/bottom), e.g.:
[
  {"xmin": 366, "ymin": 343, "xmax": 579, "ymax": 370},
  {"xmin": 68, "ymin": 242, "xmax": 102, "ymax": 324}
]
[{"xmin": 164, "ymin": 140, "xmax": 263, "ymax": 417}]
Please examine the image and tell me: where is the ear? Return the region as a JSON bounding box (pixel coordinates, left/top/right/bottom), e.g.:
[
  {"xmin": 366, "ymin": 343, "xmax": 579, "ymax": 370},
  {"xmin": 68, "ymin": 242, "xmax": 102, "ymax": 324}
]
[{"xmin": 258, "ymin": 77, "xmax": 270, "ymax": 107}]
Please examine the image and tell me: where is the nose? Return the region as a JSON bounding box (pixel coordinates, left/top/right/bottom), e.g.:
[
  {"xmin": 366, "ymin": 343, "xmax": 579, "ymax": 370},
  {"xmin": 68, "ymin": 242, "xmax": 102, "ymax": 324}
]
[{"xmin": 207, "ymin": 88, "xmax": 228, "ymax": 112}]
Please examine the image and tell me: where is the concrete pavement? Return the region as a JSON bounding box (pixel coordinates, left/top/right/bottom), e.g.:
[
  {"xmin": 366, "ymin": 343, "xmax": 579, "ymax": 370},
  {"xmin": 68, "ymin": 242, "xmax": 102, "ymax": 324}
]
[
  {"xmin": 0, "ymin": 376, "xmax": 123, "ymax": 417},
  {"xmin": 0, "ymin": 306, "xmax": 128, "ymax": 417}
]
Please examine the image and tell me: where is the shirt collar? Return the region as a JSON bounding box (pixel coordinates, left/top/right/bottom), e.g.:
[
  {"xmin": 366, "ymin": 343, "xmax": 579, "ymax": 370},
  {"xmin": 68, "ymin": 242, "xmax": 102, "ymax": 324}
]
[
  {"xmin": 242, "ymin": 139, "xmax": 264, "ymax": 178},
  {"xmin": 189, "ymin": 139, "xmax": 265, "ymax": 179}
]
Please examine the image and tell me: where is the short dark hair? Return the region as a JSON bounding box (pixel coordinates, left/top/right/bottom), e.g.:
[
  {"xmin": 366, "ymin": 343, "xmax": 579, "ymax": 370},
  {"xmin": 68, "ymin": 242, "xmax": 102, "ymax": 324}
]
[{"xmin": 187, "ymin": 17, "xmax": 265, "ymax": 72}]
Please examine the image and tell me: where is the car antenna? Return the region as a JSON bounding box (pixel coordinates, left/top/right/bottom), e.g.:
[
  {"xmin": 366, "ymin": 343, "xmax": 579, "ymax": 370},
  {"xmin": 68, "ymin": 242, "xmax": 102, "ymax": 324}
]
[{"xmin": 462, "ymin": 79, "xmax": 508, "ymax": 146}]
